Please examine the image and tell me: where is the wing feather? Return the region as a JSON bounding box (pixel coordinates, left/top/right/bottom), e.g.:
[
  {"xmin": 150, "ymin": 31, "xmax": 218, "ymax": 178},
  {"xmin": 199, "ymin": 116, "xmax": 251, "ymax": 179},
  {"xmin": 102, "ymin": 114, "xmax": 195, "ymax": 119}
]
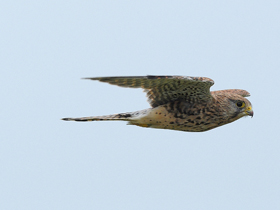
[{"xmin": 84, "ymin": 75, "xmax": 214, "ymax": 107}]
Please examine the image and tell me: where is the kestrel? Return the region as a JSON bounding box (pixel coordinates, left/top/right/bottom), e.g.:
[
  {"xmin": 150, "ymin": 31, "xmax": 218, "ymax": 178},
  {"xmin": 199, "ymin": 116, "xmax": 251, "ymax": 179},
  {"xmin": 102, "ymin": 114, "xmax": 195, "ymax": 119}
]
[{"xmin": 62, "ymin": 75, "xmax": 253, "ymax": 132}]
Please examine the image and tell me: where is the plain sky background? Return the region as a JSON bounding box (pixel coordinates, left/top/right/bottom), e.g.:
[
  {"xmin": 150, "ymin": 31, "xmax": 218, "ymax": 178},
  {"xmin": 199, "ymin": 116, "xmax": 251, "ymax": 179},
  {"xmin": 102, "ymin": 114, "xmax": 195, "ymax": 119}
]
[{"xmin": 1, "ymin": 1, "xmax": 280, "ymax": 209}]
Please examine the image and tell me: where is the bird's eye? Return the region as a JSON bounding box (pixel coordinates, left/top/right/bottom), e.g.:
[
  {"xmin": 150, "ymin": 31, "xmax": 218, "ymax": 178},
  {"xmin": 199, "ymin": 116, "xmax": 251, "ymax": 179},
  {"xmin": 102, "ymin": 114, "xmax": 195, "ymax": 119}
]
[{"xmin": 236, "ymin": 101, "xmax": 245, "ymax": 108}]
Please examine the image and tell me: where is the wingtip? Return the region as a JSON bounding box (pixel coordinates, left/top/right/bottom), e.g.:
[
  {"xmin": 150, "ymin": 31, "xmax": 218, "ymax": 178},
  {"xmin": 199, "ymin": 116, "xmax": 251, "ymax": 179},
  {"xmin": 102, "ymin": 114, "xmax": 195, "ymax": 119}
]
[
  {"xmin": 241, "ymin": 90, "xmax": 251, "ymax": 97},
  {"xmin": 82, "ymin": 77, "xmax": 103, "ymax": 81}
]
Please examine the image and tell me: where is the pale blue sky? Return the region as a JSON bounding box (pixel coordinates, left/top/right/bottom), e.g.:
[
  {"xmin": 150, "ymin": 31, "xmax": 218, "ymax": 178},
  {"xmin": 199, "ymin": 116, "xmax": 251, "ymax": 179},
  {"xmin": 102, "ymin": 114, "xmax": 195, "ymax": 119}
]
[{"xmin": 1, "ymin": 1, "xmax": 280, "ymax": 209}]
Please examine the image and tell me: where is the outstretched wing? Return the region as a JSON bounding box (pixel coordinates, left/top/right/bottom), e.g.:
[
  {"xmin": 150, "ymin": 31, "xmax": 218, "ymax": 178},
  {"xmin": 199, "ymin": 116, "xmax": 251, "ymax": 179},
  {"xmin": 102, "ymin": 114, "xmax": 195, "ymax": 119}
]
[{"xmin": 84, "ymin": 75, "xmax": 214, "ymax": 107}]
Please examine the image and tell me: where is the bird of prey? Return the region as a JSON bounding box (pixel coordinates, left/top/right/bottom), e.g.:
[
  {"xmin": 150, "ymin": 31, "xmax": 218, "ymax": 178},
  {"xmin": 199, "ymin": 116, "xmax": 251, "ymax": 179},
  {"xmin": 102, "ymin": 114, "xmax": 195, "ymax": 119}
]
[{"xmin": 62, "ymin": 75, "xmax": 253, "ymax": 132}]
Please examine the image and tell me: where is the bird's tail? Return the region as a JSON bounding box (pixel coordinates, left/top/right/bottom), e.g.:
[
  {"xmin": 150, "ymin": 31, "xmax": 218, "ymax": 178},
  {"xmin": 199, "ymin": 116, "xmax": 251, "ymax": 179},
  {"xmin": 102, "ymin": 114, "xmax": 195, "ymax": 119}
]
[
  {"xmin": 61, "ymin": 110, "xmax": 149, "ymax": 122},
  {"xmin": 62, "ymin": 112, "xmax": 134, "ymax": 122}
]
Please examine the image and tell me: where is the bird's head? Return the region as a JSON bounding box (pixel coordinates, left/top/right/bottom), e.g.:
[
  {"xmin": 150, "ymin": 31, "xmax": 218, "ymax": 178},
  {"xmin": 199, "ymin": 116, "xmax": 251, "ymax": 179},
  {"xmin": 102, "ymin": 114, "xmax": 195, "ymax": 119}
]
[
  {"xmin": 212, "ymin": 89, "xmax": 253, "ymax": 122},
  {"xmin": 221, "ymin": 94, "xmax": 254, "ymax": 124},
  {"xmin": 228, "ymin": 95, "xmax": 253, "ymax": 118}
]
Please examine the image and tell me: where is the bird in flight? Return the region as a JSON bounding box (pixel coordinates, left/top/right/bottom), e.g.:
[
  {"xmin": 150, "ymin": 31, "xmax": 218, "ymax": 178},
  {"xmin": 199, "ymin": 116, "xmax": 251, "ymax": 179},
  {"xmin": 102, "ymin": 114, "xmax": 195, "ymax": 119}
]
[{"xmin": 62, "ymin": 75, "xmax": 253, "ymax": 132}]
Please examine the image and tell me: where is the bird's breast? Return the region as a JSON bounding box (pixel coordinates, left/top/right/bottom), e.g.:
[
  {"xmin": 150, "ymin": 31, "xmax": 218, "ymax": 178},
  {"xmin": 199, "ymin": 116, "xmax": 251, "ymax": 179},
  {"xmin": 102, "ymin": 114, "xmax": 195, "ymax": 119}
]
[{"xmin": 133, "ymin": 101, "xmax": 226, "ymax": 132}]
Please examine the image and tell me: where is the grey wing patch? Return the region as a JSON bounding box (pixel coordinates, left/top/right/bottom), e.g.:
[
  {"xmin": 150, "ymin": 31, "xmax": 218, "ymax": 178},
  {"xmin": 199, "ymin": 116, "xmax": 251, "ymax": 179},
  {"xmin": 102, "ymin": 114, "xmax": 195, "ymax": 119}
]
[{"xmin": 84, "ymin": 75, "xmax": 214, "ymax": 107}]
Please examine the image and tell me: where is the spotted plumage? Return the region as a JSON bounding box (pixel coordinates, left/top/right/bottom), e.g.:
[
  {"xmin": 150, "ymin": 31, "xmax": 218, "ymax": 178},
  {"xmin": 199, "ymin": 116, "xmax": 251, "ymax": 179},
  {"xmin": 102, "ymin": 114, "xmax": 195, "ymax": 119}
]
[{"xmin": 62, "ymin": 75, "xmax": 253, "ymax": 132}]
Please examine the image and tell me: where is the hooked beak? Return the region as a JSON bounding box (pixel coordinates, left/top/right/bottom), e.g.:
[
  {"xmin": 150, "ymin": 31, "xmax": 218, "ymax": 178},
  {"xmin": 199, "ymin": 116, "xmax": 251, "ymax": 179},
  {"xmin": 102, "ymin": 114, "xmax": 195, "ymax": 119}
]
[{"xmin": 245, "ymin": 106, "xmax": 254, "ymax": 117}]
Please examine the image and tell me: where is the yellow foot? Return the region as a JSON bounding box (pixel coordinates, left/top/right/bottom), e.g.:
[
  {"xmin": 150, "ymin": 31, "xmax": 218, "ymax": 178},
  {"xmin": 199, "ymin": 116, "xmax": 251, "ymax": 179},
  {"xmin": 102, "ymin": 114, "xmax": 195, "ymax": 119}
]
[
  {"xmin": 136, "ymin": 124, "xmax": 151, "ymax": 128},
  {"xmin": 128, "ymin": 122, "xmax": 152, "ymax": 128}
]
